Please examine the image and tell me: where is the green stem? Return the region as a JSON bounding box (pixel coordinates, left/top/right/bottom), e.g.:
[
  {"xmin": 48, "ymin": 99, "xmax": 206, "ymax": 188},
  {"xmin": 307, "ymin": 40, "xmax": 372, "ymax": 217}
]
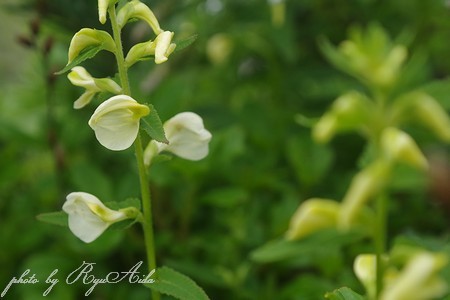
[
  {"xmin": 375, "ymin": 191, "xmax": 387, "ymax": 298},
  {"xmin": 108, "ymin": 6, "xmax": 159, "ymax": 300},
  {"xmin": 108, "ymin": 6, "xmax": 131, "ymax": 96}
]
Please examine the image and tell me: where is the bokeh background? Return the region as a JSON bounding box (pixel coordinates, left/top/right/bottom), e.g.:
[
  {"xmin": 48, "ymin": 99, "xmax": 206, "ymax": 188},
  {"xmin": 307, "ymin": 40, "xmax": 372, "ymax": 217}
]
[{"xmin": 1, "ymin": 0, "xmax": 450, "ymax": 299}]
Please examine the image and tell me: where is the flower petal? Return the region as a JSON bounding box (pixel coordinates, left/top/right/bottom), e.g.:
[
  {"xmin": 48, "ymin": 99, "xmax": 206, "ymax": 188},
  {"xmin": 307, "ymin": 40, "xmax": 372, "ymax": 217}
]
[
  {"xmin": 159, "ymin": 112, "xmax": 212, "ymax": 160},
  {"xmin": 88, "ymin": 95, "xmax": 149, "ymax": 151},
  {"xmin": 74, "ymin": 91, "xmax": 96, "ymax": 109},
  {"xmin": 62, "ymin": 192, "xmax": 127, "ymax": 243}
]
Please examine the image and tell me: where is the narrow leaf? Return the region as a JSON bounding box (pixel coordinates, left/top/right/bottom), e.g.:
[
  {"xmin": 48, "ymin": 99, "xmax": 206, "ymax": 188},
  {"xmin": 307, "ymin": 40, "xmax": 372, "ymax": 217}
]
[
  {"xmin": 36, "ymin": 211, "xmax": 68, "ymax": 227},
  {"xmin": 324, "ymin": 287, "xmax": 365, "ymax": 300},
  {"xmin": 141, "ymin": 104, "xmax": 168, "ymax": 143},
  {"xmin": 251, "ymin": 229, "xmax": 366, "ymax": 263},
  {"xmin": 55, "ymin": 45, "xmax": 104, "ymax": 75},
  {"xmin": 174, "ymin": 34, "xmax": 198, "ymax": 53},
  {"xmin": 144, "ymin": 266, "xmax": 210, "ymax": 300}
]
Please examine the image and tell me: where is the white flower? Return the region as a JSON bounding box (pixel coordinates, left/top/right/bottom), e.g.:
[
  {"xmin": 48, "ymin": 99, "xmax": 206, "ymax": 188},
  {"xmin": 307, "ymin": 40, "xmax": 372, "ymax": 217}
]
[
  {"xmin": 116, "ymin": 0, "xmax": 162, "ymax": 34},
  {"xmin": 68, "ymin": 66, "xmax": 122, "ymax": 109},
  {"xmin": 154, "ymin": 31, "xmax": 176, "ymax": 64},
  {"xmin": 62, "ymin": 192, "xmax": 128, "ymax": 243},
  {"xmin": 144, "ymin": 112, "xmax": 212, "ymax": 165},
  {"xmin": 88, "ymin": 95, "xmax": 150, "ymax": 151}
]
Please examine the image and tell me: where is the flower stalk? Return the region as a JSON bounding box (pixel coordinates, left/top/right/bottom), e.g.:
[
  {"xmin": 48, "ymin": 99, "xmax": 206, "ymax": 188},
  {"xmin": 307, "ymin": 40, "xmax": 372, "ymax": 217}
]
[{"xmin": 108, "ymin": 5, "xmax": 159, "ymax": 300}]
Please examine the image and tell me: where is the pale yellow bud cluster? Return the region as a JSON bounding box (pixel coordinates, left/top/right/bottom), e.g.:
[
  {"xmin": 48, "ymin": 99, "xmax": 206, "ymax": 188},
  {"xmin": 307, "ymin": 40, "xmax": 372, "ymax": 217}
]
[{"xmin": 354, "ymin": 249, "xmax": 448, "ymax": 300}]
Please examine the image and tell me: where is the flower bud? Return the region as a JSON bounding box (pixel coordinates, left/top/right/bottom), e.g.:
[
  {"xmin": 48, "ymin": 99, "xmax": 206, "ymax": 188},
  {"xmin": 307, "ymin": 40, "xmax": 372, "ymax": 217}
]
[
  {"xmin": 68, "ymin": 67, "xmax": 122, "ymax": 109},
  {"xmin": 268, "ymin": 0, "xmax": 285, "ymax": 27},
  {"xmin": 154, "ymin": 31, "xmax": 176, "ymax": 64},
  {"xmin": 285, "ymin": 198, "xmax": 340, "ymax": 240},
  {"xmin": 144, "ymin": 112, "xmax": 211, "ymax": 165},
  {"xmin": 116, "ymin": 0, "xmax": 162, "ymax": 34},
  {"xmin": 381, "ymin": 127, "xmax": 428, "ymax": 170},
  {"xmin": 373, "ymin": 45, "xmax": 407, "ymax": 88},
  {"xmin": 354, "ymin": 254, "xmax": 377, "ymax": 300},
  {"xmin": 62, "ymin": 192, "xmax": 130, "ymax": 243},
  {"xmin": 125, "ymin": 31, "xmax": 176, "ymax": 67},
  {"xmin": 339, "ymin": 159, "xmax": 391, "ymax": 230},
  {"xmin": 312, "ymin": 113, "xmax": 337, "ymax": 144},
  {"xmin": 98, "ymin": 0, "xmax": 110, "ymax": 24},
  {"xmin": 413, "ymin": 93, "xmax": 450, "ymax": 142},
  {"xmin": 313, "ymin": 91, "xmax": 371, "ymax": 143},
  {"xmin": 67, "ymin": 28, "xmax": 116, "ymax": 64},
  {"xmin": 88, "ymin": 95, "xmax": 150, "ymax": 151}
]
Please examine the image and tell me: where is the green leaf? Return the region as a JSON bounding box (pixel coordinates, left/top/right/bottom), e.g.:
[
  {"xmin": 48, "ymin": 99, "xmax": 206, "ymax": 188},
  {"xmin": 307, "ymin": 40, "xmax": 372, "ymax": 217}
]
[
  {"xmin": 286, "ymin": 136, "xmax": 334, "ymax": 188},
  {"xmin": 251, "ymin": 229, "xmax": 366, "ymax": 263},
  {"xmin": 141, "ymin": 104, "xmax": 168, "ymax": 143},
  {"xmin": 55, "ymin": 45, "xmax": 104, "ymax": 75},
  {"xmin": 144, "ymin": 266, "xmax": 210, "ymax": 300},
  {"xmin": 174, "ymin": 34, "xmax": 198, "ymax": 53},
  {"xmin": 324, "ymin": 287, "xmax": 365, "ymax": 300},
  {"xmin": 36, "ymin": 211, "xmax": 68, "ymax": 227}
]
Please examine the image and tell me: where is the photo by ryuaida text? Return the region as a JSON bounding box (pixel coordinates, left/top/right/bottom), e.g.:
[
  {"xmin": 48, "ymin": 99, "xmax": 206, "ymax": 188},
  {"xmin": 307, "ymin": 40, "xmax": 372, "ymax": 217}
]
[{"xmin": 2, "ymin": 0, "xmax": 450, "ymax": 299}]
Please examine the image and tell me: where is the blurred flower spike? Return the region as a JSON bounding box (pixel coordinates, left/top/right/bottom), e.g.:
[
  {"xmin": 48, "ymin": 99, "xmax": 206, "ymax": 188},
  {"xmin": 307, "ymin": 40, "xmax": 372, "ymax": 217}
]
[
  {"xmin": 319, "ymin": 23, "xmax": 407, "ymax": 89},
  {"xmin": 67, "ymin": 28, "xmax": 116, "ymax": 64},
  {"xmin": 89, "ymin": 95, "xmax": 150, "ymax": 151},
  {"xmin": 125, "ymin": 31, "xmax": 176, "ymax": 67},
  {"xmin": 63, "ymin": 192, "xmax": 139, "ymax": 243},
  {"xmin": 381, "ymin": 127, "xmax": 428, "ymax": 170},
  {"xmin": 339, "ymin": 160, "xmax": 390, "ymax": 231},
  {"xmin": 68, "ymin": 66, "xmax": 122, "ymax": 109},
  {"xmin": 286, "ymin": 198, "xmax": 374, "ymax": 240},
  {"xmin": 285, "ymin": 198, "xmax": 340, "ymax": 240},
  {"xmin": 354, "ymin": 250, "xmax": 448, "ymax": 300},
  {"xmin": 117, "ymin": 0, "xmax": 162, "ymax": 34},
  {"xmin": 313, "ymin": 91, "xmax": 372, "ymax": 143},
  {"xmin": 394, "ymin": 92, "xmax": 450, "ymax": 143},
  {"xmin": 144, "ymin": 112, "xmax": 212, "ymax": 166}
]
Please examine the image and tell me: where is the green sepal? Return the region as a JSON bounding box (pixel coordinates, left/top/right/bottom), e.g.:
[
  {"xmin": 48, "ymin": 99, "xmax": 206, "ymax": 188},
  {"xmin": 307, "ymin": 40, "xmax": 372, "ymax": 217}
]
[
  {"xmin": 144, "ymin": 266, "xmax": 210, "ymax": 300},
  {"xmin": 105, "ymin": 197, "xmax": 141, "ymax": 211},
  {"xmin": 56, "ymin": 45, "xmax": 104, "ymax": 75},
  {"xmin": 106, "ymin": 198, "xmax": 142, "ymax": 230},
  {"xmin": 140, "ymin": 104, "xmax": 168, "ymax": 144},
  {"xmin": 173, "ymin": 34, "xmax": 198, "ymax": 53},
  {"xmin": 151, "ymin": 154, "xmax": 173, "ymax": 165},
  {"xmin": 36, "ymin": 211, "xmax": 68, "ymax": 227},
  {"xmin": 324, "ymin": 287, "xmax": 365, "ymax": 300}
]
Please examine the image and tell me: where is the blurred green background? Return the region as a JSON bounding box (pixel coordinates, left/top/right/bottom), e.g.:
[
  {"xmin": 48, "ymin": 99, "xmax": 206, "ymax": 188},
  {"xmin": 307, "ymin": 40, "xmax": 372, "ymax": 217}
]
[{"xmin": 1, "ymin": 0, "xmax": 450, "ymax": 299}]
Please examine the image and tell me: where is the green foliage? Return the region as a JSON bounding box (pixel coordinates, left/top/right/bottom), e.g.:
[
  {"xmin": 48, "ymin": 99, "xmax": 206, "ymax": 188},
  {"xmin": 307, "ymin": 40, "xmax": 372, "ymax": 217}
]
[
  {"xmin": 56, "ymin": 45, "xmax": 105, "ymax": 74},
  {"xmin": 36, "ymin": 211, "xmax": 68, "ymax": 227},
  {"xmin": 141, "ymin": 104, "xmax": 168, "ymax": 143},
  {"xmin": 251, "ymin": 229, "xmax": 366, "ymax": 264},
  {"xmin": 145, "ymin": 266, "xmax": 210, "ymax": 300},
  {"xmin": 325, "ymin": 287, "xmax": 365, "ymax": 300},
  {"xmin": 173, "ymin": 34, "xmax": 198, "ymax": 54}
]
